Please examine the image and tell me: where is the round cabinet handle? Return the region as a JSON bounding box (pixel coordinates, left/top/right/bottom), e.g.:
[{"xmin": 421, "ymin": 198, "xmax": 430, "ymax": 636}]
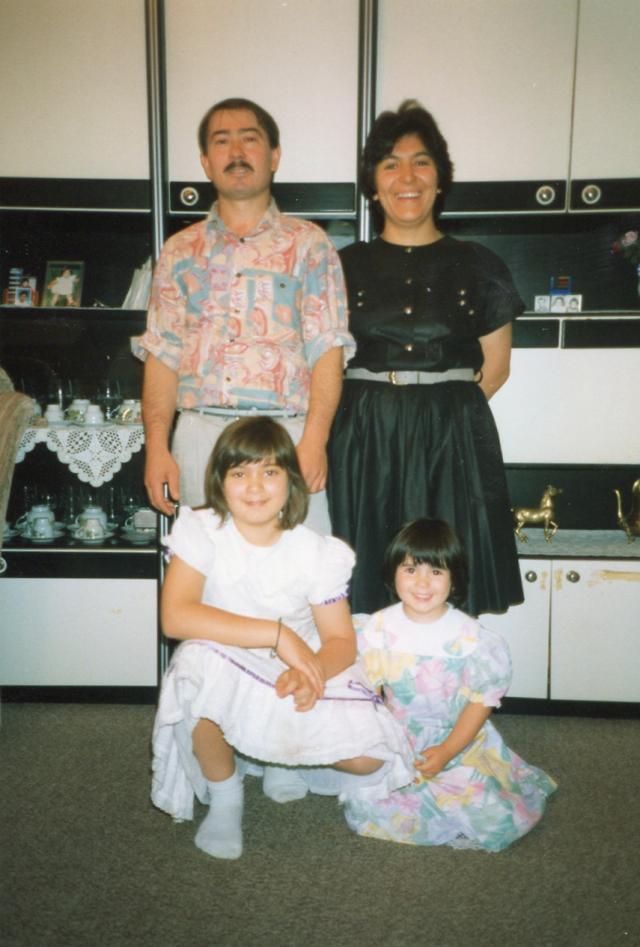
[
  {"xmin": 524, "ymin": 570, "xmax": 538, "ymax": 583},
  {"xmin": 179, "ymin": 186, "xmax": 200, "ymax": 207},
  {"xmin": 566, "ymin": 570, "xmax": 581, "ymax": 583},
  {"xmin": 535, "ymin": 185, "xmax": 556, "ymax": 207},
  {"xmin": 580, "ymin": 184, "xmax": 602, "ymax": 206},
  {"xmin": 0, "ymin": 556, "xmax": 6, "ymax": 575}
]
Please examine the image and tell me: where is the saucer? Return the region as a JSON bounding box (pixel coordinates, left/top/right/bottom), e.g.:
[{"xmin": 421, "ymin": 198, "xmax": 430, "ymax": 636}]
[
  {"xmin": 70, "ymin": 527, "xmax": 116, "ymax": 545},
  {"xmin": 19, "ymin": 526, "xmax": 66, "ymax": 544},
  {"xmin": 121, "ymin": 526, "xmax": 157, "ymax": 545},
  {"xmin": 3, "ymin": 526, "xmax": 19, "ymax": 541}
]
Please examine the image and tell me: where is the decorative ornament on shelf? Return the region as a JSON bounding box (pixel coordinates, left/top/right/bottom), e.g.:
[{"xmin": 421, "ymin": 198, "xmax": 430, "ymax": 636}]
[
  {"xmin": 512, "ymin": 485, "xmax": 562, "ymax": 543},
  {"xmin": 611, "ymin": 229, "xmax": 640, "ymax": 297}
]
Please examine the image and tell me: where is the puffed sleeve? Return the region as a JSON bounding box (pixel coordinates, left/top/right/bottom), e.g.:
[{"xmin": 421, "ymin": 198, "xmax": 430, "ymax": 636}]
[
  {"xmin": 307, "ymin": 535, "xmax": 355, "ymax": 605},
  {"xmin": 460, "ymin": 626, "xmax": 512, "ymax": 708},
  {"xmin": 471, "ymin": 242, "xmax": 525, "ymax": 337},
  {"xmin": 162, "ymin": 506, "xmax": 217, "ymax": 577}
]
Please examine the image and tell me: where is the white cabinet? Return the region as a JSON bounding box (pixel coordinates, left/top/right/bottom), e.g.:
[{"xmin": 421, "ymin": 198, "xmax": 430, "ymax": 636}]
[
  {"xmin": 0, "ymin": 0, "xmax": 149, "ymax": 181},
  {"xmin": 377, "ymin": 0, "xmax": 577, "ymax": 183},
  {"xmin": 164, "ymin": 0, "xmax": 360, "ymax": 185},
  {"xmin": 0, "ymin": 578, "xmax": 157, "ymax": 686},
  {"xmin": 550, "ymin": 559, "xmax": 640, "ymax": 702},
  {"xmin": 571, "ymin": 0, "xmax": 640, "ymax": 183},
  {"xmin": 481, "ymin": 559, "xmax": 550, "ymax": 700},
  {"xmin": 490, "ymin": 346, "xmax": 640, "ymax": 465},
  {"xmin": 482, "ymin": 557, "xmax": 640, "ymax": 703}
]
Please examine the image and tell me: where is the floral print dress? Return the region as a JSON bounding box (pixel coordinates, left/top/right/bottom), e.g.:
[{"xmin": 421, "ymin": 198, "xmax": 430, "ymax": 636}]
[{"xmin": 344, "ymin": 604, "xmax": 557, "ymax": 852}]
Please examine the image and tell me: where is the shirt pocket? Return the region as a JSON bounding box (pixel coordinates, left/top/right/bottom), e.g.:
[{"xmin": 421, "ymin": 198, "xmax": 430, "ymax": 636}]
[{"xmin": 244, "ymin": 269, "xmax": 302, "ymax": 335}]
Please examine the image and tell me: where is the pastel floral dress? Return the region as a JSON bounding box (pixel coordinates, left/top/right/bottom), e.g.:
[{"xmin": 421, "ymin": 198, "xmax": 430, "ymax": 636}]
[{"xmin": 344, "ymin": 604, "xmax": 557, "ymax": 852}]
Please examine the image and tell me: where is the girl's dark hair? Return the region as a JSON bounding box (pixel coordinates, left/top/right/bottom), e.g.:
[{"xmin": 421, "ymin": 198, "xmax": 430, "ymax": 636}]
[
  {"xmin": 203, "ymin": 417, "xmax": 308, "ymax": 529},
  {"xmin": 383, "ymin": 518, "xmax": 469, "ymax": 609},
  {"xmin": 361, "ymin": 99, "xmax": 454, "ymax": 231}
]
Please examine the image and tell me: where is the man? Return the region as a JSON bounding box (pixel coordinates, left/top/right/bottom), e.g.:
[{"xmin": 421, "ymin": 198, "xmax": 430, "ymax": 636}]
[{"xmin": 133, "ymin": 98, "xmax": 354, "ymax": 533}]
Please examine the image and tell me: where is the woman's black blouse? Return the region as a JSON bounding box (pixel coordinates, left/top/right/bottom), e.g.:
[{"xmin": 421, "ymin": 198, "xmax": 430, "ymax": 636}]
[{"xmin": 339, "ymin": 236, "xmax": 524, "ymax": 373}]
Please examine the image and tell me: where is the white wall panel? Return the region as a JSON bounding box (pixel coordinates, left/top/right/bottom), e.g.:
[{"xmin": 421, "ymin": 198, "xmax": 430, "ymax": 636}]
[
  {"xmin": 0, "ymin": 0, "xmax": 149, "ymax": 179},
  {"xmin": 491, "ymin": 345, "xmax": 640, "ymax": 464},
  {"xmin": 165, "ymin": 0, "xmax": 359, "ymax": 183},
  {"xmin": 377, "ymin": 0, "xmax": 577, "ymax": 182}
]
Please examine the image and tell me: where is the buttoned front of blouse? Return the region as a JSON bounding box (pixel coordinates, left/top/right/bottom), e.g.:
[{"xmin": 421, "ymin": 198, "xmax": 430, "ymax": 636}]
[{"xmin": 342, "ymin": 236, "xmax": 523, "ymax": 374}]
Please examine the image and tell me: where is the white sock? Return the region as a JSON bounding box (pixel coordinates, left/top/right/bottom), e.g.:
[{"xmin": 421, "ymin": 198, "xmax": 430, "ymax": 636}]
[
  {"xmin": 262, "ymin": 765, "xmax": 308, "ymax": 804},
  {"xmin": 195, "ymin": 771, "xmax": 243, "ymax": 860}
]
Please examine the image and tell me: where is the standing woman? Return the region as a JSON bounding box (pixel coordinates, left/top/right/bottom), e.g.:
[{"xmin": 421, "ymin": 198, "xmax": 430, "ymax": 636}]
[{"xmin": 328, "ymin": 101, "xmax": 523, "ymax": 616}]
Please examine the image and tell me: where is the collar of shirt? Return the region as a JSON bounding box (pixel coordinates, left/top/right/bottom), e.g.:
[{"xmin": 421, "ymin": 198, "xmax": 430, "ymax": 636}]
[{"xmin": 206, "ymin": 197, "xmax": 280, "ymax": 238}]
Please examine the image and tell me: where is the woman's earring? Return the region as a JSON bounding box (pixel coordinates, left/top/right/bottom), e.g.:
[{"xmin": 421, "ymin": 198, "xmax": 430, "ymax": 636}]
[{"xmin": 278, "ymin": 509, "xmax": 284, "ymax": 520}]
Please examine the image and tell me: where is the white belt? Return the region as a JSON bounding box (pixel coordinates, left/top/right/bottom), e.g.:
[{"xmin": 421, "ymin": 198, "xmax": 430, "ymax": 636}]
[
  {"xmin": 345, "ymin": 367, "xmax": 476, "ymax": 386},
  {"xmin": 181, "ymin": 406, "xmax": 300, "ymax": 418}
]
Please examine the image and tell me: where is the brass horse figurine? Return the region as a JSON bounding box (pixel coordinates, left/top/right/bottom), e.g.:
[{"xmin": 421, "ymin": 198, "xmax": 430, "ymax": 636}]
[{"xmin": 513, "ymin": 485, "xmax": 562, "ymax": 543}]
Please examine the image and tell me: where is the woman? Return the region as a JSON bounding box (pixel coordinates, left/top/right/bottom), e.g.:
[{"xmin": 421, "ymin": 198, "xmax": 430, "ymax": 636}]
[{"xmin": 328, "ymin": 101, "xmax": 523, "ymax": 616}]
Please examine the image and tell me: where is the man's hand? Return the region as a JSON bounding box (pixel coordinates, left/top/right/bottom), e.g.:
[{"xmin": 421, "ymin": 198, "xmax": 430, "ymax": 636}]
[
  {"xmin": 295, "ymin": 436, "xmax": 327, "ymax": 493},
  {"xmin": 144, "ymin": 445, "xmax": 180, "ymax": 516}
]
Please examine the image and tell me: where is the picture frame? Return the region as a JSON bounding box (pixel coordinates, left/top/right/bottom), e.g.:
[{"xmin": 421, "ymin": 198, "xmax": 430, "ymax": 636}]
[
  {"xmin": 42, "ymin": 260, "xmax": 84, "ymax": 308},
  {"xmin": 14, "ymin": 286, "xmax": 33, "ymax": 306}
]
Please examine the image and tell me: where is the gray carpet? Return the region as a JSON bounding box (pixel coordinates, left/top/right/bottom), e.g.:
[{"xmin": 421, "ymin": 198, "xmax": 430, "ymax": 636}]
[{"xmin": 1, "ymin": 703, "xmax": 639, "ymax": 947}]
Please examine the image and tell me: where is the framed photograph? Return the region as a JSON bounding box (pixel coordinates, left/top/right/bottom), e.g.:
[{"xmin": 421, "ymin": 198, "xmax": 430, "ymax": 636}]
[
  {"xmin": 565, "ymin": 294, "xmax": 583, "ymax": 313},
  {"xmin": 534, "ymin": 295, "xmax": 551, "ymax": 312},
  {"xmin": 14, "ymin": 286, "xmax": 32, "ymax": 306},
  {"xmin": 42, "ymin": 261, "xmax": 84, "ymax": 308}
]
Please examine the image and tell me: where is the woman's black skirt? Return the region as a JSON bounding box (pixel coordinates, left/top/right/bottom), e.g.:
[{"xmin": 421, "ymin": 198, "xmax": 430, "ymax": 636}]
[{"xmin": 327, "ymin": 379, "xmax": 523, "ymax": 616}]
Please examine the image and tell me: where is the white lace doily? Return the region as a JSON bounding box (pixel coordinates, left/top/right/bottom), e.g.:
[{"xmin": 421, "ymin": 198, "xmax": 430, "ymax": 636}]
[{"xmin": 16, "ymin": 425, "xmax": 145, "ymax": 486}]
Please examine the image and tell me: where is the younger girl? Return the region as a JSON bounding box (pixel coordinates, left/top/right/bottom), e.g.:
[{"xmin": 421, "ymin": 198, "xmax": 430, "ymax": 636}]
[
  {"xmin": 151, "ymin": 417, "xmax": 413, "ymax": 859},
  {"xmin": 345, "ymin": 518, "xmax": 557, "ymax": 852}
]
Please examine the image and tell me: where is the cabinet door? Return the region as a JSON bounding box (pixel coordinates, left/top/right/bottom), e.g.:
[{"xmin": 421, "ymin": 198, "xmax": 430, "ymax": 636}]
[
  {"xmin": 480, "ymin": 559, "xmax": 550, "ymax": 699},
  {"xmin": 377, "ymin": 0, "xmax": 577, "ymax": 184},
  {"xmin": 164, "ymin": 0, "xmax": 359, "ymax": 187},
  {"xmin": 0, "ymin": 578, "xmax": 157, "ymax": 686},
  {"xmin": 550, "ymin": 560, "xmax": 640, "ymax": 701},
  {"xmin": 570, "ymin": 0, "xmax": 640, "ymax": 197},
  {"xmin": 490, "ymin": 348, "xmax": 640, "ymax": 465},
  {"xmin": 0, "ymin": 0, "xmax": 149, "ymax": 180}
]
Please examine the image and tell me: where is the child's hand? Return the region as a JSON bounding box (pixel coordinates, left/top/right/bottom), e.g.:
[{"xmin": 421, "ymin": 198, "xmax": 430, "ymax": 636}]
[
  {"xmin": 275, "ymin": 668, "xmax": 320, "ymax": 712},
  {"xmin": 414, "ymin": 745, "xmax": 450, "ymax": 780},
  {"xmin": 276, "ymin": 626, "xmax": 325, "ymax": 697}
]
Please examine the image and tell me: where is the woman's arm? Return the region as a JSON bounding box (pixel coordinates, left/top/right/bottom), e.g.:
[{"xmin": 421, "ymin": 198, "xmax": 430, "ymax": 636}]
[
  {"xmin": 415, "ymin": 701, "xmax": 492, "ymax": 778},
  {"xmin": 476, "ymin": 322, "xmax": 512, "ymax": 400}
]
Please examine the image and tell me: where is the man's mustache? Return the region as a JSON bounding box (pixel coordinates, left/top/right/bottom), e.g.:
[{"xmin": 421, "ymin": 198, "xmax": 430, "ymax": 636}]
[{"xmin": 224, "ymin": 159, "xmax": 253, "ymax": 173}]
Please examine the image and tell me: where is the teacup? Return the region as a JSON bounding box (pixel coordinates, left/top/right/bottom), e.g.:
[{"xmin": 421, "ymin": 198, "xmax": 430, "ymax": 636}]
[
  {"xmin": 28, "ymin": 516, "xmax": 56, "ymax": 540},
  {"xmin": 114, "ymin": 399, "xmax": 142, "ymax": 424},
  {"xmin": 84, "ymin": 404, "xmax": 104, "ymax": 425},
  {"xmin": 16, "ymin": 504, "xmax": 56, "ymax": 534},
  {"xmin": 74, "ymin": 505, "xmax": 108, "ymax": 532},
  {"xmin": 74, "ymin": 520, "xmax": 107, "ymax": 541},
  {"xmin": 45, "ymin": 403, "xmax": 64, "ymax": 423},
  {"xmin": 64, "ymin": 398, "xmax": 90, "ymax": 422},
  {"xmin": 124, "ymin": 507, "xmax": 157, "ymax": 532}
]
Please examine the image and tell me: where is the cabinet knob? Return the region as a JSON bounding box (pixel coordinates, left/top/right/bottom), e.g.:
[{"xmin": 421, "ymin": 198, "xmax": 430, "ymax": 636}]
[
  {"xmin": 524, "ymin": 570, "xmax": 538, "ymax": 583},
  {"xmin": 0, "ymin": 556, "xmax": 6, "ymax": 575},
  {"xmin": 535, "ymin": 185, "xmax": 556, "ymax": 207},
  {"xmin": 580, "ymin": 184, "xmax": 602, "ymax": 206},
  {"xmin": 179, "ymin": 186, "xmax": 200, "ymax": 207},
  {"xmin": 566, "ymin": 570, "xmax": 581, "ymax": 583}
]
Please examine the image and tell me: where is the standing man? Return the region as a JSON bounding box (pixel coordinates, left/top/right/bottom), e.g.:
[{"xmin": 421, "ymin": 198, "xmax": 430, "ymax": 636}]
[{"xmin": 133, "ymin": 98, "xmax": 354, "ymax": 533}]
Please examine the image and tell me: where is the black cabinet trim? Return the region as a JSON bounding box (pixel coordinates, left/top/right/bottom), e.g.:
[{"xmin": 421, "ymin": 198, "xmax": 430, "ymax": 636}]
[
  {"xmin": 570, "ymin": 178, "xmax": 640, "ymax": 212},
  {"xmin": 513, "ymin": 319, "xmax": 560, "ymax": 348},
  {"xmin": 442, "ymin": 180, "xmax": 567, "ymax": 215},
  {"xmin": 169, "ymin": 181, "xmax": 356, "ymax": 215},
  {"xmin": 0, "ymin": 178, "xmax": 152, "ymax": 211},
  {"xmin": 562, "ymin": 318, "xmax": 640, "ymax": 347}
]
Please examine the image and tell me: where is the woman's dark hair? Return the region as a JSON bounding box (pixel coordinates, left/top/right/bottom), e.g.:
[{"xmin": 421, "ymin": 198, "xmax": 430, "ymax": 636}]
[
  {"xmin": 383, "ymin": 518, "xmax": 468, "ymax": 609},
  {"xmin": 203, "ymin": 417, "xmax": 308, "ymax": 529},
  {"xmin": 361, "ymin": 99, "xmax": 454, "ymax": 231},
  {"xmin": 197, "ymin": 97, "xmax": 280, "ymax": 153}
]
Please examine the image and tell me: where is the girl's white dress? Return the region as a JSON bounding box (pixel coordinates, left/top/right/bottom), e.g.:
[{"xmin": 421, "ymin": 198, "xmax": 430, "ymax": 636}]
[{"xmin": 151, "ymin": 507, "xmax": 414, "ymax": 821}]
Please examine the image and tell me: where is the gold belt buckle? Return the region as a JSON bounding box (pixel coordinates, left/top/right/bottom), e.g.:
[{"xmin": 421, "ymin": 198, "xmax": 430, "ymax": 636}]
[{"xmin": 388, "ymin": 370, "xmax": 398, "ymax": 385}]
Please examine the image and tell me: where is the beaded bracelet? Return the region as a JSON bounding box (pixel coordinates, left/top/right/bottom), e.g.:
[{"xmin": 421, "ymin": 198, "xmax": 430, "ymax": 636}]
[{"xmin": 270, "ymin": 617, "xmax": 282, "ymax": 658}]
